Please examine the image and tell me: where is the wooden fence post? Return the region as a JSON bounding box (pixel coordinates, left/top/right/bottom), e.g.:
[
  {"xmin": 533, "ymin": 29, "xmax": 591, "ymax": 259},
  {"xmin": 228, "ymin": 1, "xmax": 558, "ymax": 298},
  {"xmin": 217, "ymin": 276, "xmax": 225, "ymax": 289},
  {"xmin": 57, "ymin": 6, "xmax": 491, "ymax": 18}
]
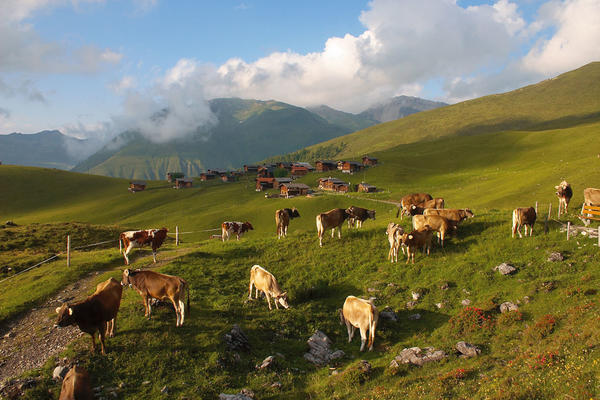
[
  {"xmin": 598, "ymin": 226, "xmax": 600, "ymax": 248},
  {"xmin": 567, "ymin": 221, "xmax": 571, "ymax": 241},
  {"xmin": 67, "ymin": 235, "xmax": 71, "ymax": 267},
  {"xmin": 176, "ymin": 226, "xmax": 179, "ymax": 246},
  {"xmin": 545, "ymin": 203, "xmax": 551, "ymax": 234},
  {"xmin": 557, "ymin": 199, "xmax": 561, "ymax": 218}
]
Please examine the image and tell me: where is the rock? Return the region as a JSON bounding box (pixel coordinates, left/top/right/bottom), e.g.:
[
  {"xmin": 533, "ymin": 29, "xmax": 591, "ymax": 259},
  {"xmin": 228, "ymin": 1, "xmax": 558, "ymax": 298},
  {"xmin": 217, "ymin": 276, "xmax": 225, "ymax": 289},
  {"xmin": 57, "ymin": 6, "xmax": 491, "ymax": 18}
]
[
  {"xmin": 539, "ymin": 281, "xmax": 556, "ymax": 292},
  {"xmin": 522, "ymin": 296, "xmax": 531, "ymax": 304},
  {"xmin": 440, "ymin": 282, "xmax": 450, "ymax": 290},
  {"xmin": 160, "ymin": 386, "xmax": 169, "ymax": 394},
  {"xmin": 461, "ymin": 299, "xmax": 471, "ymax": 306},
  {"xmin": 367, "ymin": 287, "xmax": 379, "ymax": 293},
  {"xmin": 256, "ymin": 355, "xmax": 275, "ymax": 370},
  {"xmin": 142, "ymin": 381, "xmax": 151, "ymax": 386},
  {"xmin": 331, "ymin": 370, "xmax": 339, "ymax": 375},
  {"xmin": 380, "ymin": 311, "xmax": 398, "ymax": 322},
  {"xmin": 435, "ymin": 302, "xmax": 444, "ymax": 309},
  {"xmin": 494, "ymin": 263, "xmax": 517, "ymax": 275},
  {"xmin": 271, "ymin": 382, "xmax": 282, "ymax": 389},
  {"xmin": 17, "ymin": 379, "xmax": 37, "ymax": 391},
  {"xmin": 239, "ymin": 389, "xmax": 255, "ymax": 398},
  {"xmin": 52, "ymin": 366, "xmax": 68, "ymax": 380},
  {"xmin": 499, "ymin": 302, "xmax": 519, "ymax": 313},
  {"xmin": 392, "ymin": 347, "xmax": 446, "ymax": 367},
  {"xmin": 408, "ymin": 313, "xmax": 421, "ymax": 320},
  {"xmin": 547, "ymin": 252, "xmax": 564, "ymax": 262},
  {"xmin": 304, "ymin": 330, "xmax": 345, "ymax": 366},
  {"xmin": 411, "ymin": 291, "xmax": 421, "ymax": 300},
  {"xmin": 219, "ymin": 394, "xmax": 253, "ymax": 400},
  {"xmin": 406, "ymin": 301, "xmax": 418, "ymax": 309},
  {"xmin": 5, "ymin": 221, "xmax": 17, "ymax": 226},
  {"xmin": 456, "ymin": 341, "xmax": 481, "ymax": 358},
  {"xmin": 224, "ymin": 324, "xmax": 250, "ymax": 352},
  {"xmin": 358, "ymin": 360, "xmax": 371, "ymax": 374}
]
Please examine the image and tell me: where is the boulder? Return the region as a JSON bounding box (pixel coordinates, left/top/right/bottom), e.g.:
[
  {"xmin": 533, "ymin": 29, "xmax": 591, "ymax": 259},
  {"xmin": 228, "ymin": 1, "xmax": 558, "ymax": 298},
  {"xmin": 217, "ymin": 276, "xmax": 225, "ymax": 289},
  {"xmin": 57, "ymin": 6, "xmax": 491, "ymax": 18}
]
[
  {"xmin": 303, "ymin": 330, "xmax": 344, "ymax": 366},
  {"xmin": 224, "ymin": 325, "xmax": 250, "ymax": 352},
  {"xmin": 406, "ymin": 301, "xmax": 418, "ymax": 309},
  {"xmin": 408, "ymin": 313, "xmax": 421, "ymax": 320},
  {"xmin": 52, "ymin": 366, "xmax": 68, "ymax": 380},
  {"xmin": 547, "ymin": 252, "xmax": 564, "ymax": 262},
  {"xmin": 499, "ymin": 302, "xmax": 519, "ymax": 313},
  {"xmin": 392, "ymin": 347, "xmax": 446, "ymax": 367},
  {"xmin": 494, "ymin": 263, "xmax": 517, "ymax": 275},
  {"xmin": 461, "ymin": 299, "xmax": 471, "ymax": 306},
  {"xmin": 380, "ymin": 310, "xmax": 398, "ymax": 322},
  {"xmin": 456, "ymin": 341, "xmax": 481, "ymax": 358},
  {"xmin": 256, "ymin": 355, "xmax": 275, "ymax": 370}
]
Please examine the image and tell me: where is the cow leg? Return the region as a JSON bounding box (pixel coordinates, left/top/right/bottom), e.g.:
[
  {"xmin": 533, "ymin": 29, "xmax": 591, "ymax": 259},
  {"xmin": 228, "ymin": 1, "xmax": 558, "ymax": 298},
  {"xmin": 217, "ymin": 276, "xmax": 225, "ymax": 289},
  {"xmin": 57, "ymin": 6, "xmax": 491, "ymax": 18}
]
[
  {"xmin": 90, "ymin": 333, "xmax": 97, "ymax": 353},
  {"xmin": 331, "ymin": 228, "xmax": 335, "ymax": 238},
  {"xmin": 265, "ymin": 292, "xmax": 273, "ymax": 310},
  {"xmin": 346, "ymin": 323, "xmax": 354, "ymax": 342},
  {"xmin": 338, "ymin": 225, "xmax": 342, "ymax": 239},
  {"xmin": 255, "ymin": 286, "xmax": 260, "ymax": 299},
  {"xmin": 359, "ymin": 328, "xmax": 367, "ymax": 351},
  {"xmin": 124, "ymin": 242, "xmax": 134, "ymax": 265},
  {"xmin": 152, "ymin": 251, "xmax": 157, "ymax": 263},
  {"xmin": 274, "ymin": 296, "xmax": 280, "ymax": 309},
  {"xmin": 248, "ymin": 280, "xmax": 254, "ymax": 300},
  {"xmin": 171, "ymin": 298, "xmax": 180, "ymax": 326},
  {"xmin": 99, "ymin": 324, "xmax": 107, "ymax": 355},
  {"xmin": 179, "ymin": 299, "xmax": 185, "ymax": 325},
  {"xmin": 284, "ymin": 225, "xmax": 288, "ymax": 237}
]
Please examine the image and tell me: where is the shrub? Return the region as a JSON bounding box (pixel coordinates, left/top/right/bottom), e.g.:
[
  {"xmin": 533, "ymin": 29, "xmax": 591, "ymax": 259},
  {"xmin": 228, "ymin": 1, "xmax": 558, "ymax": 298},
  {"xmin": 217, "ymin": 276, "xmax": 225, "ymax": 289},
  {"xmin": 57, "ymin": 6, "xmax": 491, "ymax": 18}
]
[
  {"xmin": 449, "ymin": 306, "xmax": 494, "ymax": 336},
  {"xmin": 524, "ymin": 314, "xmax": 556, "ymax": 342},
  {"xmin": 497, "ymin": 310, "xmax": 523, "ymax": 327}
]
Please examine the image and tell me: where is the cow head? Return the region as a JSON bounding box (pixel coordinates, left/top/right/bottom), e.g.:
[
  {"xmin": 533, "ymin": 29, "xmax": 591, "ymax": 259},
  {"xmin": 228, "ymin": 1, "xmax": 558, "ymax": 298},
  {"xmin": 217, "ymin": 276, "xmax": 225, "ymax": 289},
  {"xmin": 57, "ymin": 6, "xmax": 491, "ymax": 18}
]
[
  {"xmin": 291, "ymin": 208, "xmax": 300, "ymax": 218},
  {"xmin": 243, "ymin": 222, "xmax": 254, "ymax": 231},
  {"xmin": 367, "ymin": 210, "xmax": 376, "ymax": 220},
  {"xmin": 276, "ymin": 292, "xmax": 290, "ymax": 309},
  {"xmin": 55, "ymin": 303, "xmax": 75, "ymax": 327},
  {"xmin": 153, "ymin": 228, "xmax": 168, "ymax": 246},
  {"xmin": 461, "ymin": 209, "xmax": 474, "ymax": 219},
  {"xmin": 121, "ymin": 268, "xmax": 132, "ymax": 287}
]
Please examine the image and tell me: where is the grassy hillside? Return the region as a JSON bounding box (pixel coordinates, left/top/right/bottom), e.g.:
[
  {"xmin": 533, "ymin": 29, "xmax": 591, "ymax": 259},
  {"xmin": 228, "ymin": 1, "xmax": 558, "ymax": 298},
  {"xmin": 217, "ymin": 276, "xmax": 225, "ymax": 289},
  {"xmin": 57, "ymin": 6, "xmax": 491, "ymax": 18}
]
[{"xmin": 278, "ymin": 62, "xmax": 600, "ymax": 161}]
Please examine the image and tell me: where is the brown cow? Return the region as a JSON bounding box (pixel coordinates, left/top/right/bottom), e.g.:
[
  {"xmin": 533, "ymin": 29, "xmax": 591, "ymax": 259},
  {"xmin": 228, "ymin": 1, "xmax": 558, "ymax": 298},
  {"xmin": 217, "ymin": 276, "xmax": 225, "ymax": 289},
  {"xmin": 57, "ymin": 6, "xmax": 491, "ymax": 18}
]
[
  {"xmin": 119, "ymin": 228, "xmax": 168, "ymax": 265},
  {"xmin": 221, "ymin": 221, "xmax": 254, "ymax": 241},
  {"xmin": 512, "ymin": 207, "xmax": 536, "ymax": 238},
  {"xmin": 92, "ymin": 278, "xmax": 123, "ymax": 337},
  {"xmin": 412, "ymin": 214, "xmax": 454, "ymax": 247},
  {"xmin": 122, "ymin": 269, "xmax": 190, "ymax": 326},
  {"xmin": 316, "ymin": 208, "xmax": 350, "ymax": 247},
  {"xmin": 423, "ymin": 208, "xmax": 474, "ymax": 226},
  {"xmin": 401, "ymin": 227, "xmax": 434, "ymax": 264},
  {"xmin": 397, "ymin": 193, "xmax": 433, "ymax": 219},
  {"xmin": 555, "ymin": 181, "xmax": 573, "ymax": 216},
  {"xmin": 584, "ymin": 188, "xmax": 600, "ymax": 206},
  {"xmin": 423, "ymin": 198, "xmax": 444, "ymax": 209},
  {"xmin": 248, "ymin": 265, "xmax": 289, "ymax": 310},
  {"xmin": 59, "ymin": 366, "xmax": 93, "ymax": 400},
  {"xmin": 55, "ymin": 278, "xmax": 122, "ymax": 355},
  {"xmin": 339, "ymin": 296, "xmax": 378, "ymax": 351},
  {"xmin": 386, "ymin": 222, "xmax": 405, "ymax": 263},
  {"xmin": 275, "ymin": 208, "xmax": 300, "ymax": 239},
  {"xmin": 346, "ymin": 206, "xmax": 376, "ymax": 228}
]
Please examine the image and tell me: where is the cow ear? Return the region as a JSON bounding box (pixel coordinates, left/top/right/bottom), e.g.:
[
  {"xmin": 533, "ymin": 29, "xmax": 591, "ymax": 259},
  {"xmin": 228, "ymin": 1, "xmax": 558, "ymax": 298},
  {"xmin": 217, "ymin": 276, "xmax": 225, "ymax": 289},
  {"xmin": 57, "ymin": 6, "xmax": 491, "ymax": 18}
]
[
  {"xmin": 411, "ymin": 205, "xmax": 416, "ymax": 209},
  {"xmin": 408, "ymin": 234, "xmax": 413, "ymax": 239},
  {"xmin": 68, "ymin": 308, "xmax": 73, "ymax": 316},
  {"xmin": 55, "ymin": 307, "xmax": 61, "ymax": 314}
]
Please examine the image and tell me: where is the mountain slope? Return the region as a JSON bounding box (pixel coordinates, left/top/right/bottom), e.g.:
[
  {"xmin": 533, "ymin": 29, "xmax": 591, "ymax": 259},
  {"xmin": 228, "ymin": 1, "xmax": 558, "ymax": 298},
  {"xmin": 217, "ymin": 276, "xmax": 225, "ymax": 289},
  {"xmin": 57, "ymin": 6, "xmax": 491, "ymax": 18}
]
[
  {"xmin": 277, "ymin": 62, "xmax": 600, "ymax": 161},
  {"xmin": 0, "ymin": 130, "xmax": 88, "ymax": 169},
  {"xmin": 72, "ymin": 99, "xmax": 348, "ymax": 179},
  {"xmin": 358, "ymin": 95, "xmax": 448, "ymax": 123},
  {"xmin": 306, "ymin": 105, "xmax": 378, "ymax": 132}
]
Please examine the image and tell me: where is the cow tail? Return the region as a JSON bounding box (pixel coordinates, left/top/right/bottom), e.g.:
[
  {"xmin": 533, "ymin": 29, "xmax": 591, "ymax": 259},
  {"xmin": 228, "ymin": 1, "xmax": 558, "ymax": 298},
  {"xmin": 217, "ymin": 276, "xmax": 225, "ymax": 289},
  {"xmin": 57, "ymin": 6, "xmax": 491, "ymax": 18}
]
[
  {"xmin": 368, "ymin": 306, "xmax": 376, "ymax": 349},
  {"xmin": 395, "ymin": 206, "xmax": 400, "ymax": 218},
  {"xmin": 186, "ymin": 281, "xmax": 191, "ymax": 315}
]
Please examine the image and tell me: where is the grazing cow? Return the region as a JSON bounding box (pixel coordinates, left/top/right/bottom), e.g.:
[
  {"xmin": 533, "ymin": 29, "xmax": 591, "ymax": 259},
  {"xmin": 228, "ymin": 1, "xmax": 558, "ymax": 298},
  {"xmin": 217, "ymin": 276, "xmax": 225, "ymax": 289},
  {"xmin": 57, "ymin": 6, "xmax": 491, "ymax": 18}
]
[
  {"xmin": 401, "ymin": 227, "xmax": 434, "ymax": 264},
  {"xmin": 316, "ymin": 208, "xmax": 350, "ymax": 247},
  {"xmin": 423, "ymin": 208, "xmax": 474, "ymax": 227},
  {"xmin": 346, "ymin": 206, "xmax": 376, "ymax": 228},
  {"xmin": 386, "ymin": 222, "xmax": 405, "ymax": 263},
  {"xmin": 512, "ymin": 207, "xmax": 536, "ymax": 238},
  {"xmin": 221, "ymin": 221, "xmax": 254, "ymax": 241},
  {"xmin": 248, "ymin": 265, "xmax": 289, "ymax": 310},
  {"xmin": 555, "ymin": 181, "xmax": 573, "ymax": 216},
  {"xmin": 275, "ymin": 208, "xmax": 300, "ymax": 239},
  {"xmin": 122, "ymin": 269, "xmax": 190, "ymax": 327},
  {"xmin": 412, "ymin": 214, "xmax": 454, "ymax": 247},
  {"xmin": 584, "ymin": 188, "xmax": 600, "ymax": 206},
  {"xmin": 397, "ymin": 193, "xmax": 433, "ymax": 219},
  {"xmin": 54, "ymin": 278, "xmax": 122, "ymax": 355},
  {"xmin": 339, "ymin": 296, "xmax": 378, "ymax": 351},
  {"xmin": 423, "ymin": 198, "xmax": 445, "ymax": 210},
  {"xmin": 59, "ymin": 366, "xmax": 93, "ymax": 400},
  {"xmin": 119, "ymin": 228, "xmax": 168, "ymax": 265}
]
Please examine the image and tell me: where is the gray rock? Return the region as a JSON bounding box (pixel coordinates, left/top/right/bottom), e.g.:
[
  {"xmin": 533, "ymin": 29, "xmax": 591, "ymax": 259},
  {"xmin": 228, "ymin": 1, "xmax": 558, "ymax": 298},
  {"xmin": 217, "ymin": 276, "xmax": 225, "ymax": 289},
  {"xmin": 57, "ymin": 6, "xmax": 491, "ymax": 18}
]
[
  {"xmin": 494, "ymin": 263, "xmax": 517, "ymax": 275},
  {"xmin": 304, "ymin": 330, "xmax": 344, "ymax": 366},
  {"xmin": 271, "ymin": 382, "xmax": 282, "ymax": 389},
  {"xmin": 406, "ymin": 300, "xmax": 418, "ymax": 309},
  {"xmin": 522, "ymin": 296, "xmax": 531, "ymax": 304},
  {"xmin": 408, "ymin": 313, "xmax": 421, "ymax": 320},
  {"xmin": 52, "ymin": 366, "xmax": 68, "ymax": 380},
  {"xmin": 461, "ymin": 299, "xmax": 471, "ymax": 306},
  {"xmin": 456, "ymin": 341, "xmax": 481, "ymax": 358},
  {"xmin": 393, "ymin": 347, "xmax": 446, "ymax": 366},
  {"xmin": 440, "ymin": 282, "xmax": 450, "ymax": 290},
  {"xmin": 411, "ymin": 291, "xmax": 421, "ymax": 300},
  {"xmin": 499, "ymin": 302, "xmax": 519, "ymax": 313},
  {"xmin": 380, "ymin": 311, "xmax": 398, "ymax": 322},
  {"xmin": 160, "ymin": 386, "xmax": 169, "ymax": 394},
  {"xmin": 142, "ymin": 381, "xmax": 151, "ymax": 386},
  {"xmin": 547, "ymin": 252, "xmax": 564, "ymax": 262},
  {"xmin": 224, "ymin": 324, "xmax": 250, "ymax": 352},
  {"xmin": 219, "ymin": 394, "xmax": 253, "ymax": 400},
  {"xmin": 435, "ymin": 302, "xmax": 444, "ymax": 309},
  {"xmin": 256, "ymin": 355, "xmax": 275, "ymax": 370}
]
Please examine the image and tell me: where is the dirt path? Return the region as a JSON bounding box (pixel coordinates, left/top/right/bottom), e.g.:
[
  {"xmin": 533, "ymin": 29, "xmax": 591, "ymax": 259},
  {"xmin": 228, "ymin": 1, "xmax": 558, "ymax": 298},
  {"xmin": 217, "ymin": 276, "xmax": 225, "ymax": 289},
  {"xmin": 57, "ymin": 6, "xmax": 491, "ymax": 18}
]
[{"xmin": 0, "ymin": 248, "xmax": 193, "ymax": 384}]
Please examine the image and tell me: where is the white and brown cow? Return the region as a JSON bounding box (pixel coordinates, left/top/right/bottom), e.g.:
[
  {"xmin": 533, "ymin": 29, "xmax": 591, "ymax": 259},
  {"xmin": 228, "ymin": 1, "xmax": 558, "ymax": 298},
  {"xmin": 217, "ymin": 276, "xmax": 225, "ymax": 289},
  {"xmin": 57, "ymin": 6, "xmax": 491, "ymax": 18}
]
[
  {"xmin": 122, "ymin": 269, "xmax": 190, "ymax": 327},
  {"xmin": 248, "ymin": 265, "xmax": 289, "ymax": 310},
  {"xmin": 386, "ymin": 222, "xmax": 405, "ymax": 263},
  {"xmin": 339, "ymin": 296, "xmax": 378, "ymax": 351},
  {"xmin": 59, "ymin": 366, "xmax": 93, "ymax": 400},
  {"xmin": 412, "ymin": 214, "xmax": 454, "ymax": 247},
  {"xmin": 397, "ymin": 193, "xmax": 433, "ymax": 219},
  {"xmin": 119, "ymin": 228, "xmax": 168, "ymax": 265},
  {"xmin": 275, "ymin": 208, "xmax": 300, "ymax": 239},
  {"xmin": 221, "ymin": 221, "xmax": 254, "ymax": 241},
  {"xmin": 555, "ymin": 181, "xmax": 573, "ymax": 216},
  {"xmin": 346, "ymin": 206, "xmax": 376, "ymax": 228},
  {"xmin": 401, "ymin": 227, "xmax": 434, "ymax": 264},
  {"xmin": 316, "ymin": 208, "xmax": 350, "ymax": 247},
  {"xmin": 512, "ymin": 207, "xmax": 536, "ymax": 238}
]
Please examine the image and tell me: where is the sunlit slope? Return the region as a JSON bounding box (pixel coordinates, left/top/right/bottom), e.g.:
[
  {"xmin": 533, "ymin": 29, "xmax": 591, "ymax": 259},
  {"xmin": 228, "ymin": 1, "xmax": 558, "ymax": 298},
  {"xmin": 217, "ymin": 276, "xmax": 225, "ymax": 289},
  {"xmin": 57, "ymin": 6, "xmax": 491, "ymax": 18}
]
[{"xmin": 279, "ymin": 62, "xmax": 600, "ymax": 160}]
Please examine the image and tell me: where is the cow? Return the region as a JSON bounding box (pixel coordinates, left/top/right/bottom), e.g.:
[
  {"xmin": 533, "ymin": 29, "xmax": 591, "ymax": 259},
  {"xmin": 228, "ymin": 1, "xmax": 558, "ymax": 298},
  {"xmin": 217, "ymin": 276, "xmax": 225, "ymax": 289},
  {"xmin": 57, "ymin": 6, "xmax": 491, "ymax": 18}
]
[
  {"xmin": 583, "ymin": 188, "xmax": 600, "ymax": 206},
  {"xmin": 93, "ymin": 278, "xmax": 123, "ymax": 337},
  {"xmin": 248, "ymin": 265, "xmax": 289, "ymax": 310},
  {"xmin": 275, "ymin": 208, "xmax": 300, "ymax": 239},
  {"xmin": 423, "ymin": 208, "xmax": 474, "ymax": 227},
  {"xmin": 412, "ymin": 214, "xmax": 454, "ymax": 247},
  {"xmin": 386, "ymin": 222, "xmax": 405, "ymax": 263},
  {"xmin": 119, "ymin": 228, "xmax": 168, "ymax": 265},
  {"xmin": 59, "ymin": 366, "xmax": 93, "ymax": 400},
  {"xmin": 54, "ymin": 278, "xmax": 122, "ymax": 355},
  {"xmin": 221, "ymin": 221, "xmax": 254, "ymax": 241},
  {"xmin": 316, "ymin": 208, "xmax": 350, "ymax": 247},
  {"xmin": 396, "ymin": 193, "xmax": 433, "ymax": 219},
  {"xmin": 401, "ymin": 227, "xmax": 434, "ymax": 264},
  {"xmin": 346, "ymin": 206, "xmax": 376, "ymax": 228},
  {"xmin": 122, "ymin": 269, "xmax": 190, "ymax": 327},
  {"xmin": 339, "ymin": 296, "xmax": 378, "ymax": 351},
  {"xmin": 555, "ymin": 181, "xmax": 573, "ymax": 216},
  {"xmin": 512, "ymin": 207, "xmax": 536, "ymax": 238},
  {"xmin": 423, "ymin": 198, "xmax": 445, "ymax": 210}
]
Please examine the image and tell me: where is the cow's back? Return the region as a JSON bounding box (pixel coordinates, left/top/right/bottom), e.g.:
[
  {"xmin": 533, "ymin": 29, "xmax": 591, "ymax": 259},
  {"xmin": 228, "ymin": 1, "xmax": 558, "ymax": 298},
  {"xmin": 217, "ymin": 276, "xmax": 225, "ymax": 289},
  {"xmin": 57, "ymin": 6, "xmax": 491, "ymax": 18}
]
[
  {"xmin": 135, "ymin": 270, "xmax": 181, "ymax": 299},
  {"xmin": 89, "ymin": 279, "xmax": 122, "ymax": 321},
  {"xmin": 584, "ymin": 188, "xmax": 600, "ymax": 205},
  {"xmin": 251, "ymin": 265, "xmax": 277, "ymax": 293},
  {"xmin": 343, "ymin": 296, "xmax": 374, "ymax": 327},
  {"xmin": 59, "ymin": 366, "xmax": 92, "ymax": 400}
]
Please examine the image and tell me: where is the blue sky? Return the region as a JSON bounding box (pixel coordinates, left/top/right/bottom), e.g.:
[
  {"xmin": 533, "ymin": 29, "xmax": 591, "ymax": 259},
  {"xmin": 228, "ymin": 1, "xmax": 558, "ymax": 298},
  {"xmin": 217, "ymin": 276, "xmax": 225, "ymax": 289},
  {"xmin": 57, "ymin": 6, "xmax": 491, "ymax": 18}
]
[{"xmin": 0, "ymin": 0, "xmax": 598, "ymax": 142}]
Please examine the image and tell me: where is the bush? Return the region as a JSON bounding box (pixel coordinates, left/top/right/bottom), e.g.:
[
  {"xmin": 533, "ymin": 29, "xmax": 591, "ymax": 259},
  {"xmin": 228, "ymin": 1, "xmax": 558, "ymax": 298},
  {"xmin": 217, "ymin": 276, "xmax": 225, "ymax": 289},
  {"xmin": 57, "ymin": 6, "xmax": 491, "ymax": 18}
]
[
  {"xmin": 449, "ymin": 306, "xmax": 494, "ymax": 336},
  {"xmin": 524, "ymin": 314, "xmax": 556, "ymax": 342}
]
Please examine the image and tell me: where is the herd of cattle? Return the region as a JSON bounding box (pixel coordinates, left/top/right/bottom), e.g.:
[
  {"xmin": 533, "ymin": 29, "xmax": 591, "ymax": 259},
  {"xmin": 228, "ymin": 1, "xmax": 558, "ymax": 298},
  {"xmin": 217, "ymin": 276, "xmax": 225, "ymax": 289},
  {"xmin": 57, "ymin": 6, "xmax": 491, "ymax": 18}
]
[{"xmin": 52, "ymin": 181, "xmax": 600, "ymax": 398}]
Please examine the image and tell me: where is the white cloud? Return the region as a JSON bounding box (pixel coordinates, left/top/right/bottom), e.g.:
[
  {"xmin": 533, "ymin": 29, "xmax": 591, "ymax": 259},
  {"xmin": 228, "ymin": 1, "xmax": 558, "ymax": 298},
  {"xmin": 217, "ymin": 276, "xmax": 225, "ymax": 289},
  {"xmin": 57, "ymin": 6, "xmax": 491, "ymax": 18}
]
[
  {"xmin": 132, "ymin": 0, "xmax": 158, "ymax": 14},
  {"xmin": 109, "ymin": 75, "xmax": 136, "ymax": 93}
]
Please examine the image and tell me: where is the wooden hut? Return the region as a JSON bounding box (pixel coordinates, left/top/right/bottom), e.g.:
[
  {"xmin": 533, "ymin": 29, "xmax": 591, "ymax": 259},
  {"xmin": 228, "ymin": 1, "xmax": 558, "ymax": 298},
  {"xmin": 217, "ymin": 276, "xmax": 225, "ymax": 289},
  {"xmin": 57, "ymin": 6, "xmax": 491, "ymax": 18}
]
[
  {"xmin": 274, "ymin": 177, "xmax": 293, "ymax": 188},
  {"xmin": 341, "ymin": 161, "xmax": 363, "ymax": 174},
  {"xmin": 277, "ymin": 162, "xmax": 293, "ymax": 171},
  {"xmin": 167, "ymin": 172, "xmax": 184, "ymax": 183},
  {"xmin": 362, "ymin": 156, "xmax": 378, "ymax": 166},
  {"xmin": 221, "ymin": 174, "xmax": 238, "ymax": 182},
  {"xmin": 175, "ymin": 178, "xmax": 193, "ymax": 189},
  {"xmin": 128, "ymin": 181, "xmax": 146, "ymax": 193},
  {"xmin": 200, "ymin": 172, "xmax": 216, "ymax": 181},
  {"xmin": 358, "ymin": 182, "xmax": 377, "ymax": 193},
  {"xmin": 281, "ymin": 183, "xmax": 311, "ymax": 197},
  {"xmin": 315, "ymin": 160, "xmax": 337, "ymax": 172},
  {"xmin": 318, "ymin": 177, "xmax": 350, "ymax": 192},
  {"xmin": 257, "ymin": 166, "xmax": 274, "ymax": 178},
  {"xmin": 256, "ymin": 176, "xmax": 276, "ymax": 191},
  {"xmin": 244, "ymin": 165, "xmax": 259, "ymax": 173}
]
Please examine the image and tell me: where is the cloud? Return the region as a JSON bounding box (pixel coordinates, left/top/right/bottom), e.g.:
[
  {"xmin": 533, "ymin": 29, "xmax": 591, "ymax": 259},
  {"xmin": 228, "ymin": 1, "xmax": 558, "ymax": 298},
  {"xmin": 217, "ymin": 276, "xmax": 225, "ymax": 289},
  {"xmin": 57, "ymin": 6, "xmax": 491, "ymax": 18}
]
[
  {"xmin": 0, "ymin": 77, "xmax": 47, "ymax": 103},
  {"xmin": 132, "ymin": 0, "xmax": 158, "ymax": 14},
  {"xmin": 109, "ymin": 75, "xmax": 136, "ymax": 94},
  {"xmin": 0, "ymin": 107, "xmax": 10, "ymax": 119}
]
